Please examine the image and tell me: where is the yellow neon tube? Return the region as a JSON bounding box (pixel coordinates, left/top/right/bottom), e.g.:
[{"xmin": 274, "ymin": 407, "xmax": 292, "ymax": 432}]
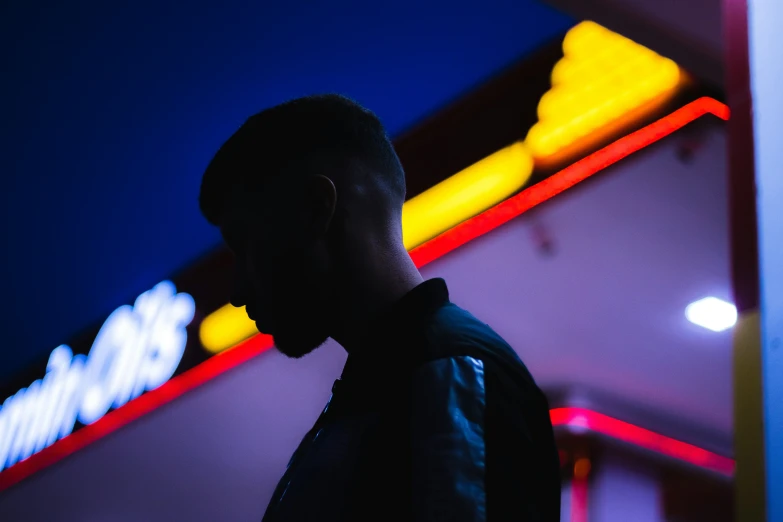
[
  {"xmin": 200, "ymin": 142, "xmax": 535, "ymax": 353},
  {"xmin": 200, "ymin": 303, "xmax": 258, "ymax": 354},
  {"xmin": 525, "ymin": 21, "xmax": 681, "ymax": 159},
  {"xmin": 402, "ymin": 141, "xmax": 533, "ymax": 250}
]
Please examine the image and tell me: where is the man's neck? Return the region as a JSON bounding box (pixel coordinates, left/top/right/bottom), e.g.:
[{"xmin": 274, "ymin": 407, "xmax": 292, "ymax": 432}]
[{"xmin": 330, "ymin": 250, "xmax": 423, "ymax": 355}]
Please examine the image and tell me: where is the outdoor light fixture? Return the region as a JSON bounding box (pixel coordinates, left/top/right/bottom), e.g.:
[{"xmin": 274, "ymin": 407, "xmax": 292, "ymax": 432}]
[{"xmin": 685, "ymin": 297, "xmax": 738, "ymax": 332}]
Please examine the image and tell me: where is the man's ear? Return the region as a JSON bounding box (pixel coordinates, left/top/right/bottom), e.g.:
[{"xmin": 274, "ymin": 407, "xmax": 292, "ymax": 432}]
[{"xmin": 304, "ymin": 175, "xmax": 338, "ymax": 239}]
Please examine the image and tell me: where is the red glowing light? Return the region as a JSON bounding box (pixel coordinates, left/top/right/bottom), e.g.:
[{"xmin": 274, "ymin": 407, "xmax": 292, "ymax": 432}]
[
  {"xmin": 571, "ymin": 473, "xmax": 589, "ymax": 522},
  {"xmin": 0, "ymin": 97, "xmax": 730, "ymax": 492},
  {"xmin": 550, "ymin": 407, "xmax": 736, "ymax": 477},
  {"xmin": 409, "ymin": 97, "xmax": 730, "ymax": 268}
]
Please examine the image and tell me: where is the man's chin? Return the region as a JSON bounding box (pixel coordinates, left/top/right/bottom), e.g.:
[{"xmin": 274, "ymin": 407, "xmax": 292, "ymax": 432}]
[
  {"xmin": 253, "ymin": 318, "xmax": 274, "ymax": 336},
  {"xmin": 273, "ymin": 331, "xmax": 329, "ymax": 359}
]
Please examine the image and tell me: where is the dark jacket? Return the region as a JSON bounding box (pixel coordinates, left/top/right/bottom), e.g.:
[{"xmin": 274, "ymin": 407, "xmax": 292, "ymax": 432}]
[{"xmin": 261, "ymin": 279, "xmax": 560, "ymax": 521}]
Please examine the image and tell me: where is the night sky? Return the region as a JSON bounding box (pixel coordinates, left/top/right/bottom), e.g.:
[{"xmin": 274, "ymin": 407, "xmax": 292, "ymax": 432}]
[{"xmin": 0, "ymin": 0, "xmax": 572, "ymax": 383}]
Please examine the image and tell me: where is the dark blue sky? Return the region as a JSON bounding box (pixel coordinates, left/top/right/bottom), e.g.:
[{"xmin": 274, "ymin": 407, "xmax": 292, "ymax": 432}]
[{"xmin": 0, "ymin": 0, "xmax": 572, "ymax": 383}]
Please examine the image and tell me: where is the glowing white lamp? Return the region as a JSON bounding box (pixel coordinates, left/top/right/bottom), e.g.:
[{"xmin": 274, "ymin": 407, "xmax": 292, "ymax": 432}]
[{"xmin": 685, "ymin": 297, "xmax": 738, "ymax": 332}]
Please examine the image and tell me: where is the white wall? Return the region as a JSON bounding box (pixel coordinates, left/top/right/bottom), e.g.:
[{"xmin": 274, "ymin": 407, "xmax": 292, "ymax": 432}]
[
  {"xmin": 589, "ymin": 455, "xmax": 662, "ymax": 522},
  {"xmin": 748, "ymin": 1, "xmax": 783, "ymax": 520}
]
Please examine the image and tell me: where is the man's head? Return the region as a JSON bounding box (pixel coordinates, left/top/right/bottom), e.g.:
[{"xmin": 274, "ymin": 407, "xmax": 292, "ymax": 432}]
[{"xmin": 200, "ymin": 94, "xmax": 407, "ymax": 358}]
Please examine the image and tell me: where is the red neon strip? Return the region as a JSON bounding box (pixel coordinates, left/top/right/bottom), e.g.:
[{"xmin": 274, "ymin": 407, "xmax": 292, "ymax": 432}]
[
  {"xmin": 410, "ymin": 97, "xmax": 730, "ymax": 268},
  {"xmin": 0, "ymin": 335, "xmax": 275, "ymax": 492},
  {"xmin": 550, "ymin": 407, "xmax": 736, "ymax": 477},
  {"xmin": 0, "ymin": 97, "xmax": 730, "ymax": 492}
]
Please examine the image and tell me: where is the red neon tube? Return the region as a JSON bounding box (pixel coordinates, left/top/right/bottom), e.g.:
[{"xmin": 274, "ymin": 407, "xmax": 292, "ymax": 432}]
[
  {"xmin": 410, "ymin": 97, "xmax": 730, "ymax": 268},
  {"xmin": 551, "ymin": 407, "xmax": 736, "ymax": 477}
]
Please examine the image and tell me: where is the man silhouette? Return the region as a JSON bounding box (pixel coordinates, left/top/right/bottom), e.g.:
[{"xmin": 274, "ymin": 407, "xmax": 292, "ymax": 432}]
[{"xmin": 199, "ymin": 94, "xmax": 560, "ymax": 521}]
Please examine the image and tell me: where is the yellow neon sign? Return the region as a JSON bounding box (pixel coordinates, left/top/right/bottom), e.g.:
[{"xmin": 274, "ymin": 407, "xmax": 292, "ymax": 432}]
[
  {"xmin": 200, "ymin": 303, "xmax": 259, "ymax": 354},
  {"xmin": 525, "ymin": 21, "xmax": 681, "ymax": 159},
  {"xmin": 402, "ymin": 141, "xmax": 533, "ymax": 249}
]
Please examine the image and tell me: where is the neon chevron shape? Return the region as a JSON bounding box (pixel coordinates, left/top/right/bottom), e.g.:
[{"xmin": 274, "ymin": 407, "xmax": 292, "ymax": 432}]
[{"xmin": 525, "ymin": 21, "xmax": 682, "ymax": 159}]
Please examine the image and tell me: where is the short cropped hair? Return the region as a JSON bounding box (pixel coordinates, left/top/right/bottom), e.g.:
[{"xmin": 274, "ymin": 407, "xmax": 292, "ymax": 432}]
[{"xmin": 199, "ymin": 94, "xmax": 406, "ymax": 226}]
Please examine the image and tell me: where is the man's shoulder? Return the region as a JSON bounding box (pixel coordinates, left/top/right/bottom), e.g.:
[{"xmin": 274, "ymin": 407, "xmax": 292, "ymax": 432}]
[
  {"xmin": 416, "ymin": 303, "xmax": 544, "ymax": 401},
  {"xmin": 421, "ymin": 303, "xmax": 522, "ymax": 365}
]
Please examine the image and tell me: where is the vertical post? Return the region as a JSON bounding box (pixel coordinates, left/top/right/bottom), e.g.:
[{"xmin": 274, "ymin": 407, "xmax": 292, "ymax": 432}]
[
  {"xmin": 571, "ymin": 457, "xmax": 589, "ymax": 522},
  {"xmin": 726, "ymin": 0, "xmax": 783, "ymax": 520},
  {"xmin": 747, "ymin": 1, "xmax": 783, "ymax": 520},
  {"xmin": 723, "ymin": 0, "xmax": 765, "ymax": 519}
]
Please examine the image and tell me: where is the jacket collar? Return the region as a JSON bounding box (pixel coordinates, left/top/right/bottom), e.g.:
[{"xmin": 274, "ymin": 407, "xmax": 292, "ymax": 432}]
[{"xmin": 339, "ymin": 278, "xmax": 450, "ymax": 382}]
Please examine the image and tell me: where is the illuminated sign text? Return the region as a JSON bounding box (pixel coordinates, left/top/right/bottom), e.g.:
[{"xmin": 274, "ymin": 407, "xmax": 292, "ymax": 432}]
[{"xmin": 0, "ymin": 281, "xmax": 195, "ymax": 472}]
